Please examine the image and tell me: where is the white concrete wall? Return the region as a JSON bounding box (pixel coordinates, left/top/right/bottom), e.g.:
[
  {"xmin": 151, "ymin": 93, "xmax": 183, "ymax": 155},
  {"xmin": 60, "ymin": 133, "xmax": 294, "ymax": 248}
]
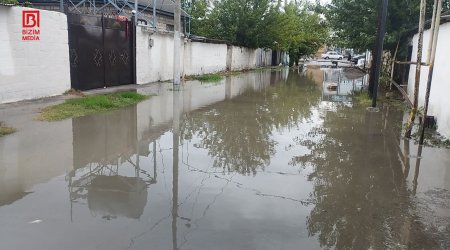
[
  {"xmin": 0, "ymin": 6, "xmax": 70, "ymax": 104},
  {"xmin": 136, "ymin": 31, "xmax": 176, "ymax": 83},
  {"xmin": 183, "ymin": 42, "xmax": 228, "ymax": 75},
  {"xmin": 136, "ymin": 29, "xmax": 274, "ymax": 85},
  {"xmin": 137, "ymin": 28, "xmax": 229, "ymax": 84},
  {"xmin": 256, "ymin": 48, "xmax": 272, "ymax": 67},
  {"xmin": 229, "ymin": 46, "xmax": 257, "ymax": 70},
  {"xmin": 408, "ymin": 22, "xmax": 450, "ymax": 138}
]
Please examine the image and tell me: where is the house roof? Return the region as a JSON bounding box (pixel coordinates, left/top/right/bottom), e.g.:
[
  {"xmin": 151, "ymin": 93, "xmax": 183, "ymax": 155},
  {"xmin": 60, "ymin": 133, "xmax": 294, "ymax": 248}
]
[
  {"xmin": 21, "ymin": 0, "xmax": 190, "ymax": 17},
  {"xmin": 131, "ymin": 0, "xmax": 190, "ymax": 17},
  {"xmin": 405, "ymin": 11, "xmax": 450, "ymax": 37}
]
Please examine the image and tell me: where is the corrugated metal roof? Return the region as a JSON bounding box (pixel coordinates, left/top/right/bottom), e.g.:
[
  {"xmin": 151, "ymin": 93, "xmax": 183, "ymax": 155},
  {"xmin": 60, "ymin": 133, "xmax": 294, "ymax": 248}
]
[{"xmin": 21, "ymin": 0, "xmax": 190, "ymax": 17}]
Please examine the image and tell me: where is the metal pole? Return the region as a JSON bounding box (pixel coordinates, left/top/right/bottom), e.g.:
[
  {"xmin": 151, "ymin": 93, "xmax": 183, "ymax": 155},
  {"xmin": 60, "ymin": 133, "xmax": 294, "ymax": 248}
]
[
  {"xmin": 173, "ymin": 0, "xmax": 181, "ymax": 87},
  {"xmin": 419, "ymin": 0, "xmax": 443, "ymax": 145},
  {"xmin": 132, "ymin": 15, "xmax": 137, "ymax": 85},
  {"xmin": 134, "ymin": 0, "xmax": 138, "ymax": 24},
  {"xmin": 427, "ymin": 0, "xmax": 438, "ymax": 64},
  {"xmin": 389, "ymin": 40, "xmax": 399, "ymax": 90},
  {"xmin": 371, "ymin": 0, "xmax": 389, "ymax": 108},
  {"xmin": 60, "ymin": 0, "xmax": 64, "ymax": 12},
  {"xmin": 153, "ymin": 0, "xmax": 157, "ymax": 29},
  {"xmin": 404, "ymin": 0, "xmax": 426, "ymax": 138}
]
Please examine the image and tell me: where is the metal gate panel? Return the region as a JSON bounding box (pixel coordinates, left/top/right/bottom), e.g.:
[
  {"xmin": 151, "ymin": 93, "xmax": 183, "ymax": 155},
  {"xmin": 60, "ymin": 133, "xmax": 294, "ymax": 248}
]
[
  {"xmin": 68, "ymin": 14, "xmax": 133, "ymax": 91},
  {"xmin": 103, "ymin": 19, "xmax": 133, "ymax": 87}
]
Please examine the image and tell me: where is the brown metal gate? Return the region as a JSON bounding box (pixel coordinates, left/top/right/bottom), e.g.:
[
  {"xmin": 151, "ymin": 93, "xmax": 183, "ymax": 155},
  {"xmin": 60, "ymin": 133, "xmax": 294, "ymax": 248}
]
[{"xmin": 68, "ymin": 14, "xmax": 134, "ymax": 91}]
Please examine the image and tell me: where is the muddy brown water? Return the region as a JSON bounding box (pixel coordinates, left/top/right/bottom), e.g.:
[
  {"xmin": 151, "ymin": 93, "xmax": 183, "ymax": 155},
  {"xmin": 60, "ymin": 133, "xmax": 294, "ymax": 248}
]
[{"xmin": 0, "ymin": 68, "xmax": 449, "ymax": 250}]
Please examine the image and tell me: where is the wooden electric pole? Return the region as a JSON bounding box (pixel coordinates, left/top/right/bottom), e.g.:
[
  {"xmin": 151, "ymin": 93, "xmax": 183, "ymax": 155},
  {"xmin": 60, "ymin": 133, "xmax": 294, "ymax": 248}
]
[{"xmin": 371, "ymin": 0, "xmax": 388, "ymax": 108}]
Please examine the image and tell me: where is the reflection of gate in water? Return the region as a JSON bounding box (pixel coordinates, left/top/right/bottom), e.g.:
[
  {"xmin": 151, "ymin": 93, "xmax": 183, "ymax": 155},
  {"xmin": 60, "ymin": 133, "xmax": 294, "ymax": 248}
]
[
  {"xmin": 67, "ymin": 106, "xmax": 157, "ymax": 220},
  {"xmin": 67, "ymin": 148, "xmax": 157, "ymax": 220}
]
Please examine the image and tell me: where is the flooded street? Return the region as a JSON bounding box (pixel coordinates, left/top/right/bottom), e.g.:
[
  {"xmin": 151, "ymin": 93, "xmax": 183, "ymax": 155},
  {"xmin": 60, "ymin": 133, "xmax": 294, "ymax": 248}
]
[{"xmin": 0, "ymin": 68, "xmax": 449, "ymax": 249}]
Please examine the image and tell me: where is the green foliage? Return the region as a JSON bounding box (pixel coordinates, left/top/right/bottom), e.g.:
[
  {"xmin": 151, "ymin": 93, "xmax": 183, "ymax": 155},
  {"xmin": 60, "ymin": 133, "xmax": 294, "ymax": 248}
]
[
  {"xmin": 39, "ymin": 92, "xmax": 148, "ymax": 121},
  {"xmin": 0, "ymin": 0, "xmax": 19, "ymax": 5},
  {"xmin": 325, "ymin": 0, "xmax": 450, "ymax": 53},
  {"xmin": 190, "ymin": 0, "xmax": 328, "ymax": 59},
  {"xmin": 0, "ymin": 122, "xmax": 16, "ymax": 137},
  {"xmin": 379, "ymin": 75, "xmax": 391, "ymax": 90},
  {"xmin": 188, "ymin": 73, "xmax": 223, "ymax": 82},
  {"xmin": 352, "ymin": 90, "xmax": 372, "ymax": 105}
]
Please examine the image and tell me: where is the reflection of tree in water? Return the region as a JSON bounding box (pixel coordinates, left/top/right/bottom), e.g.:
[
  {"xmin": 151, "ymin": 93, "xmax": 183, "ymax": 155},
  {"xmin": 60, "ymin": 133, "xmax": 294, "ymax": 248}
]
[
  {"xmin": 181, "ymin": 71, "xmax": 321, "ymax": 175},
  {"xmin": 293, "ymin": 104, "xmax": 441, "ymax": 249}
]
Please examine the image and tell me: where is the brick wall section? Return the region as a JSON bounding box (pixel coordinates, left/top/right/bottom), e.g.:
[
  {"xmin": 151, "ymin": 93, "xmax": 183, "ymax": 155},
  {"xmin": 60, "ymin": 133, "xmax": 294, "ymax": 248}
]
[{"xmin": 0, "ymin": 6, "xmax": 70, "ymax": 104}]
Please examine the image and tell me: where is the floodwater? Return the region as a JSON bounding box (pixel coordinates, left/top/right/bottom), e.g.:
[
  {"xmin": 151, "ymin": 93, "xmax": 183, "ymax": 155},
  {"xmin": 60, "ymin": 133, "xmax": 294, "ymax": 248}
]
[{"xmin": 0, "ymin": 68, "xmax": 449, "ymax": 250}]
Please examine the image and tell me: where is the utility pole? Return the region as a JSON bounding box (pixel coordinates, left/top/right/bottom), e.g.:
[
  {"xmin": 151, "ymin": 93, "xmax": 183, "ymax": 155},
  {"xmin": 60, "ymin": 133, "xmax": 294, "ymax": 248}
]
[
  {"xmin": 153, "ymin": 0, "xmax": 157, "ymax": 29},
  {"xmin": 371, "ymin": 0, "xmax": 389, "ymax": 108},
  {"xmin": 404, "ymin": 0, "xmax": 427, "ymax": 138},
  {"xmin": 134, "ymin": 0, "xmax": 138, "ymax": 24},
  {"xmin": 419, "ymin": 0, "xmax": 443, "ymax": 145},
  {"xmin": 173, "ymin": 0, "xmax": 181, "ymax": 88}
]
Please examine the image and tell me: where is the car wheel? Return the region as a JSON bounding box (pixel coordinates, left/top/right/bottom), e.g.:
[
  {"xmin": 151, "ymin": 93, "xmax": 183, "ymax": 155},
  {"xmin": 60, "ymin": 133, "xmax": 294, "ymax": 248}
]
[
  {"xmin": 325, "ymin": 57, "xmax": 329, "ymax": 59},
  {"xmin": 339, "ymin": 57, "xmax": 343, "ymax": 60}
]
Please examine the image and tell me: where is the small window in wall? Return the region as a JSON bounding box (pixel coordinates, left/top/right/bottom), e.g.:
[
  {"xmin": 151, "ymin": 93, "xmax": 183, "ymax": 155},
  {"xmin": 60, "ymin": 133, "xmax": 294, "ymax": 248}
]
[{"xmin": 166, "ymin": 24, "xmax": 174, "ymax": 31}]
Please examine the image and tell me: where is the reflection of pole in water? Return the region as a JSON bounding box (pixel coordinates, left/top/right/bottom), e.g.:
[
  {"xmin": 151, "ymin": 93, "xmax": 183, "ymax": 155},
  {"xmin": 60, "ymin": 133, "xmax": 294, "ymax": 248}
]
[
  {"xmin": 153, "ymin": 140, "xmax": 157, "ymax": 181},
  {"xmin": 403, "ymin": 139, "xmax": 410, "ymax": 178},
  {"xmin": 172, "ymin": 90, "xmax": 181, "ymax": 250},
  {"xmin": 413, "ymin": 145, "xmax": 423, "ymax": 195},
  {"xmin": 225, "ymin": 76, "xmax": 232, "ymax": 100}
]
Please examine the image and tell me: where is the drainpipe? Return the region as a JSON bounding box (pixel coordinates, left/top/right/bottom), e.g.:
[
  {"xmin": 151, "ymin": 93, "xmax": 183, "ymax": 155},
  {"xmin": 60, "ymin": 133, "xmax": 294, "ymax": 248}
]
[{"xmin": 419, "ymin": 0, "xmax": 443, "ymax": 145}]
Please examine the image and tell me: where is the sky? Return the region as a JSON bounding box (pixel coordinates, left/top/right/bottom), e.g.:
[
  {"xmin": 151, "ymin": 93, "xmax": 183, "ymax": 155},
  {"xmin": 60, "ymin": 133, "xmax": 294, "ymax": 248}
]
[{"xmin": 317, "ymin": 0, "xmax": 331, "ymax": 4}]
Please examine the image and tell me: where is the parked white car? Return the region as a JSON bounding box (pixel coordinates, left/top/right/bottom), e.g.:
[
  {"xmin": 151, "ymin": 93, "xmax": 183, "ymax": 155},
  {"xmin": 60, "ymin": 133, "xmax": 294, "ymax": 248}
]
[{"xmin": 321, "ymin": 51, "xmax": 344, "ymax": 60}]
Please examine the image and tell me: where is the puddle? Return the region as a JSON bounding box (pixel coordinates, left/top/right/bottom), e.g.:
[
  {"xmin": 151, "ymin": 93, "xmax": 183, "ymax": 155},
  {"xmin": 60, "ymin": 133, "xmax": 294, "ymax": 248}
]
[{"xmin": 0, "ymin": 68, "xmax": 449, "ymax": 249}]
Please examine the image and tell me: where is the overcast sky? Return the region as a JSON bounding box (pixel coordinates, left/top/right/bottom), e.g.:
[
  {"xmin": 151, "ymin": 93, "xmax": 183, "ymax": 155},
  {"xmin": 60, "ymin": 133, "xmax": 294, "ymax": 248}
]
[{"xmin": 317, "ymin": 0, "xmax": 331, "ymax": 4}]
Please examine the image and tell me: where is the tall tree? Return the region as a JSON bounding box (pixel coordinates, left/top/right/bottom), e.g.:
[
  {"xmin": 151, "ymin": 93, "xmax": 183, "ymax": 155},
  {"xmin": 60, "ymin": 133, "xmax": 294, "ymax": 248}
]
[
  {"xmin": 190, "ymin": 0, "xmax": 329, "ymax": 58},
  {"xmin": 325, "ymin": 0, "xmax": 450, "ymax": 53}
]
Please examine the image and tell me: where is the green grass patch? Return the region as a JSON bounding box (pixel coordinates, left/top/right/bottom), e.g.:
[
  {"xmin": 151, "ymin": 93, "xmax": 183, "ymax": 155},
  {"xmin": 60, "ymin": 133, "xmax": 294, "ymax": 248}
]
[
  {"xmin": 352, "ymin": 90, "xmax": 372, "ymax": 105},
  {"xmin": 39, "ymin": 91, "xmax": 148, "ymax": 121},
  {"xmin": 0, "ymin": 0, "xmax": 19, "ymax": 5},
  {"xmin": 188, "ymin": 74, "xmax": 223, "ymax": 82},
  {"xmin": 0, "ymin": 122, "xmax": 16, "ymax": 137},
  {"xmin": 410, "ymin": 130, "xmax": 450, "ymax": 148}
]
